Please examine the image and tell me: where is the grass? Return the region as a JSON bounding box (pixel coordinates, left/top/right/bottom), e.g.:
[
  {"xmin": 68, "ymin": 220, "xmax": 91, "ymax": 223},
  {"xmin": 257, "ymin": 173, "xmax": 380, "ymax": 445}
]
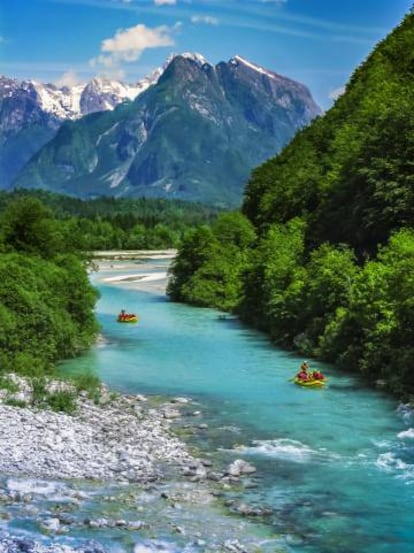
[
  {"xmin": 72, "ymin": 372, "xmax": 101, "ymax": 403},
  {"xmin": 0, "ymin": 374, "xmax": 20, "ymax": 394},
  {"xmin": 47, "ymin": 389, "xmax": 77, "ymax": 414},
  {"xmin": 0, "ymin": 370, "xmax": 102, "ymax": 414},
  {"xmin": 5, "ymin": 398, "xmax": 27, "ymax": 408}
]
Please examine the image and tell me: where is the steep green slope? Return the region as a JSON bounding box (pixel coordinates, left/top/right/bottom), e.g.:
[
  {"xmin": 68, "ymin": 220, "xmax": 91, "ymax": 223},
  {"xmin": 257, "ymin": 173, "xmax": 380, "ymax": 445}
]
[
  {"xmin": 167, "ymin": 10, "xmax": 414, "ymax": 397},
  {"xmin": 243, "ymin": 10, "xmax": 414, "ymax": 256}
]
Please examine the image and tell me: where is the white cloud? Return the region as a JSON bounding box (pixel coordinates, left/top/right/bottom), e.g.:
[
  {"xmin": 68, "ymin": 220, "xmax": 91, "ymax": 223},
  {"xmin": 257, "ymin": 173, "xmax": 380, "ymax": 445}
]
[
  {"xmin": 329, "ymin": 86, "xmax": 345, "ymax": 100},
  {"xmin": 101, "ymin": 24, "xmax": 174, "ymax": 57},
  {"xmin": 154, "ymin": 0, "xmax": 177, "ymax": 5},
  {"xmin": 259, "ymin": 0, "xmax": 287, "ymax": 4},
  {"xmin": 191, "ymin": 15, "xmax": 219, "ymax": 25},
  {"xmin": 55, "ymin": 70, "xmax": 83, "ymax": 88},
  {"xmin": 90, "ymin": 23, "xmax": 175, "ymax": 69}
]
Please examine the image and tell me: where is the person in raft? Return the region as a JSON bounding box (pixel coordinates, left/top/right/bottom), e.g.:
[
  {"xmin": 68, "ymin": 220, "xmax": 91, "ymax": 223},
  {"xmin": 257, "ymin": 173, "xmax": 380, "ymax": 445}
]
[
  {"xmin": 312, "ymin": 369, "xmax": 325, "ymax": 380},
  {"xmin": 297, "ymin": 360, "xmax": 310, "ymax": 381},
  {"xmin": 119, "ymin": 309, "xmax": 127, "ymax": 321}
]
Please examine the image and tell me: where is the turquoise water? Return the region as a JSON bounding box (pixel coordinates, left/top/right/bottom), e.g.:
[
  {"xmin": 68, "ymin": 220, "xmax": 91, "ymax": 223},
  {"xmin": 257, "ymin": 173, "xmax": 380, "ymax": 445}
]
[{"xmin": 63, "ymin": 260, "xmax": 414, "ymax": 552}]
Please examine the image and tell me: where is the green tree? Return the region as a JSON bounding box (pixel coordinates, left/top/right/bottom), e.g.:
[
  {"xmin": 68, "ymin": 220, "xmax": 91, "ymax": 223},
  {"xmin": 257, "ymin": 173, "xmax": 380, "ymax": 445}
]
[
  {"xmin": 168, "ymin": 213, "xmax": 256, "ymax": 310},
  {"xmin": 239, "ymin": 218, "xmax": 306, "ymax": 341},
  {"xmin": 320, "ymin": 229, "xmax": 414, "ymax": 395},
  {"xmin": 303, "ymin": 244, "xmax": 358, "ymax": 348},
  {"xmin": 1, "ymin": 197, "xmax": 64, "ymax": 258}
]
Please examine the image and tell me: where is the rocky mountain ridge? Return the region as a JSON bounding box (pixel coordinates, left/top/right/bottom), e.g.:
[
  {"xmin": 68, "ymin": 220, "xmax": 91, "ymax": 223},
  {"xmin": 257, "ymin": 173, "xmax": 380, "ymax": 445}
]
[
  {"xmin": 0, "ymin": 60, "xmax": 168, "ymax": 187},
  {"xmin": 3, "ymin": 53, "xmax": 321, "ymax": 205}
]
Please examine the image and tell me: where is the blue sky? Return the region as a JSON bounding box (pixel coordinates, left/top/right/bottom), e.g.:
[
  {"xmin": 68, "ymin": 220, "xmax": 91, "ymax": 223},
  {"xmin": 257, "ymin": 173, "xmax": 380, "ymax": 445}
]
[{"xmin": 0, "ymin": 0, "xmax": 412, "ymax": 108}]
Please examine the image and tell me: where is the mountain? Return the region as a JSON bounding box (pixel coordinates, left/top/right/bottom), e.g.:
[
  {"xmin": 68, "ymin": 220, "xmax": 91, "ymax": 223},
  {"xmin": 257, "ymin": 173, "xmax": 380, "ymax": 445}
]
[
  {"xmin": 11, "ymin": 54, "xmax": 321, "ymax": 206},
  {"xmin": 0, "ymin": 69, "xmax": 162, "ymax": 188}
]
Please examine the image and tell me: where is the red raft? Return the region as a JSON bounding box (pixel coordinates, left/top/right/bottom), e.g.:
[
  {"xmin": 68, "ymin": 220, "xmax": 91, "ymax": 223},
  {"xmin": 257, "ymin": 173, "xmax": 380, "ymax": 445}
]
[{"xmin": 117, "ymin": 312, "xmax": 138, "ymax": 323}]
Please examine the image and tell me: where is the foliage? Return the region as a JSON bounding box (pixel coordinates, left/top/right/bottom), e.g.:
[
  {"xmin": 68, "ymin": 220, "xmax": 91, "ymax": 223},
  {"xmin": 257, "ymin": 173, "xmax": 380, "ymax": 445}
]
[
  {"xmin": 168, "ymin": 212, "xmax": 256, "ymax": 311},
  {"xmin": 29, "ymin": 376, "xmax": 77, "ymax": 413},
  {"xmin": 72, "ymin": 372, "xmax": 101, "ymax": 403},
  {"xmin": 0, "ymin": 190, "xmax": 222, "ymax": 251},
  {"xmin": 238, "ymin": 218, "xmax": 306, "ymax": 337},
  {"xmin": 46, "ymin": 389, "xmax": 77, "ymax": 414},
  {"xmin": 318, "ymin": 229, "xmax": 414, "ymax": 394},
  {"xmin": 167, "ymin": 10, "xmax": 414, "ymax": 397},
  {"xmin": 0, "ymin": 197, "xmax": 65, "ymax": 258},
  {"xmin": 0, "ymin": 196, "xmax": 99, "ymax": 379},
  {"xmin": 5, "ymin": 398, "xmax": 27, "ymax": 408},
  {"xmin": 0, "ymin": 374, "xmax": 19, "ymax": 393},
  {"xmin": 242, "ymin": 11, "xmax": 414, "ymax": 258},
  {"xmin": 30, "ymin": 377, "xmax": 48, "ymax": 407}
]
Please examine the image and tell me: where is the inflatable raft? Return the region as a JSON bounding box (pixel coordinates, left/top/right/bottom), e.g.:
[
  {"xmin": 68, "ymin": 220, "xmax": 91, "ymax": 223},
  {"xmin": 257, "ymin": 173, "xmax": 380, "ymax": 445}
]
[
  {"xmin": 117, "ymin": 314, "xmax": 138, "ymax": 323},
  {"xmin": 294, "ymin": 377, "xmax": 326, "ymax": 387}
]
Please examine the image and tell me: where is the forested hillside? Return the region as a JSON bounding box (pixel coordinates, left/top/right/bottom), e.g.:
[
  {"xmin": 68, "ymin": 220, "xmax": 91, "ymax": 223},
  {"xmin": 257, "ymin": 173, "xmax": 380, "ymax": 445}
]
[
  {"xmin": 243, "ymin": 10, "xmax": 414, "ymax": 256},
  {"xmin": 0, "ymin": 196, "xmax": 99, "ymax": 378},
  {"xmin": 167, "ymin": 9, "xmax": 414, "ymax": 397}
]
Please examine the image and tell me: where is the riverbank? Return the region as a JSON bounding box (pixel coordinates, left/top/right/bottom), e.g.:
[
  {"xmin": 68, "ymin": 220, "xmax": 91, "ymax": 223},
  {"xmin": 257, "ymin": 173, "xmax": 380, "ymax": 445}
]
[
  {"xmin": 94, "ymin": 249, "xmax": 175, "ymax": 295},
  {"xmin": 0, "ymin": 375, "xmax": 195, "ymax": 482},
  {"xmin": 0, "ymin": 374, "xmax": 277, "ymax": 553},
  {"xmin": 92, "ymin": 250, "xmax": 176, "ymax": 261}
]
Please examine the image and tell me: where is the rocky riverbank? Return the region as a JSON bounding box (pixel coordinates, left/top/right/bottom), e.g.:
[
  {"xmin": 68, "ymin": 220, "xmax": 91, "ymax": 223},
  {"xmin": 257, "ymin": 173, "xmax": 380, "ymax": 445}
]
[
  {"xmin": 0, "ymin": 375, "xmax": 278, "ymax": 553},
  {"xmin": 0, "ymin": 375, "xmax": 196, "ymax": 483}
]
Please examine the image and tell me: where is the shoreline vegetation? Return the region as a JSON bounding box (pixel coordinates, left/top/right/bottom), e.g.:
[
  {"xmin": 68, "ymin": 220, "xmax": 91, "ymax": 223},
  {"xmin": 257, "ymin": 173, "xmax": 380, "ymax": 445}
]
[
  {"xmin": 0, "ymin": 251, "xmax": 278, "ymax": 553},
  {"xmin": 0, "ymin": 196, "xmax": 99, "ymax": 377}
]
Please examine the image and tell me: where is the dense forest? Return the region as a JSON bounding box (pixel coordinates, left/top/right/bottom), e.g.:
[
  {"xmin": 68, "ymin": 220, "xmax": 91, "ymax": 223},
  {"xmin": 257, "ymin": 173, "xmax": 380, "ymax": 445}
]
[
  {"xmin": 0, "ymin": 190, "xmax": 221, "ymax": 251},
  {"xmin": 0, "ymin": 196, "xmax": 99, "ymax": 381},
  {"xmin": 168, "ymin": 10, "xmax": 414, "ymax": 397}
]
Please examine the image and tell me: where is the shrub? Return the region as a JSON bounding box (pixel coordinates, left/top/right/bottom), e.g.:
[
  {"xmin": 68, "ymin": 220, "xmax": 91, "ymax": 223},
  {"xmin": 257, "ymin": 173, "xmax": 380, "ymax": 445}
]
[{"xmin": 46, "ymin": 390, "xmax": 77, "ymax": 414}]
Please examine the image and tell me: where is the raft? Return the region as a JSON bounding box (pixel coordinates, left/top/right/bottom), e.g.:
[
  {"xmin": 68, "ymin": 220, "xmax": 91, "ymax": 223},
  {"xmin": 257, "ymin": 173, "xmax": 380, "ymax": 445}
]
[
  {"xmin": 117, "ymin": 314, "xmax": 138, "ymax": 323},
  {"xmin": 294, "ymin": 377, "xmax": 326, "ymax": 387}
]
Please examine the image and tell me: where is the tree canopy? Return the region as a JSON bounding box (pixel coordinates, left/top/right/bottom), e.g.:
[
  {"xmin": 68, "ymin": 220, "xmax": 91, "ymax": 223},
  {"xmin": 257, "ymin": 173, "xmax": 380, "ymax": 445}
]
[
  {"xmin": 0, "ymin": 196, "xmax": 99, "ymax": 376},
  {"xmin": 167, "ymin": 10, "xmax": 414, "ymax": 397}
]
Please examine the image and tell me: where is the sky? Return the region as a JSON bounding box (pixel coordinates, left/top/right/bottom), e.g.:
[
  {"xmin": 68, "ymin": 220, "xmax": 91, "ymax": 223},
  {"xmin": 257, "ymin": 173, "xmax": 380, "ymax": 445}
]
[{"xmin": 0, "ymin": 0, "xmax": 412, "ymax": 109}]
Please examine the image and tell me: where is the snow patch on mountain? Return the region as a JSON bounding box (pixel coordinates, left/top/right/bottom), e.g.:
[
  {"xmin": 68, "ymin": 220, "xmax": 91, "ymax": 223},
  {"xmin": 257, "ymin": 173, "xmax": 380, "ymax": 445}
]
[
  {"xmin": 180, "ymin": 52, "xmax": 211, "ymax": 67},
  {"xmin": 0, "ymin": 63, "xmax": 164, "ymax": 124},
  {"xmin": 33, "ymin": 81, "xmax": 85, "ymax": 119},
  {"xmin": 230, "ymin": 55, "xmax": 280, "ymax": 81}
]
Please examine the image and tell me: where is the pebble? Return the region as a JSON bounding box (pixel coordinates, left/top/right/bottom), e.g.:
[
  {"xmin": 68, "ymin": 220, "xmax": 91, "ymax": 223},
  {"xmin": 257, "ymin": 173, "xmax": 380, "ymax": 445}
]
[{"xmin": 0, "ymin": 375, "xmax": 195, "ymax": 484}]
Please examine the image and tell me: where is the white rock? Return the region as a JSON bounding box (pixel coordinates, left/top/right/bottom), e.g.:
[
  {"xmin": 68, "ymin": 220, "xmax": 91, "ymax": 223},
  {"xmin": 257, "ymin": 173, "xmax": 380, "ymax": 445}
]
[{"xmin": 41, "ymin": 517, "xmax": 60, "ymax": 532}]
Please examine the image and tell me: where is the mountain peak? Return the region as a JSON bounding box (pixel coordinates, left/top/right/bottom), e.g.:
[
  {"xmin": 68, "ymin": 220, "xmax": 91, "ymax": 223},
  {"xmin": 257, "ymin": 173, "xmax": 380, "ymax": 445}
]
[
  {"xmin": 11, "ymin": 52, "xmax": 321, "ymax": 204},
  {"xmin": 163, "ymin": 52, "xmax": 211, "ymax": 70},
  {"xmin": 230, "ymin": 55, "xmax": 277, "ymax": 78},
  {"xmin": 179, "ymin": 52, "xmax": 211, "ymax": 67},
  {"xmin": 2, "ymin": 52, "xmax": 321, "ymax": 199}
]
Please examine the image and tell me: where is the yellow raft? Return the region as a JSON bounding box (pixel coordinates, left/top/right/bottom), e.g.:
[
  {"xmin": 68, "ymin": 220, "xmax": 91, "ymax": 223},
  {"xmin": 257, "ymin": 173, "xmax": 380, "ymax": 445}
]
[
  {"xmin": 294, "ymin": 377, "xmax": 326, "ymax": 388},
  {"xmin": 117, "ymin": 314, "xmax": 138, "ymax": 323}
]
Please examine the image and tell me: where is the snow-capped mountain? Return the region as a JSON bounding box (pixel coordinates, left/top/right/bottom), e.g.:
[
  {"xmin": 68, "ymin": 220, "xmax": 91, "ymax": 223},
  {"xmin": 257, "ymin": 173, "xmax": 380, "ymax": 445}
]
[
  {"xmin": 1, "ymin": 72, "xmax": 160, "ymax": 122},
  {"xmin": 11, "ymin": 53, "xmax": 321, "ymax": 206},
  {"xmin": 0, "ymin": 63, "xmax": 167, "ymax": 187}
]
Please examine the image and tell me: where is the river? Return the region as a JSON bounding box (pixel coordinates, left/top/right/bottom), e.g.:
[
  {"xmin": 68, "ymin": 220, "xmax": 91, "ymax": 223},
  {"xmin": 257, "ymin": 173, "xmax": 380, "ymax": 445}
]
[{"xmin": 9, "ymin": 253, "xmax": 414, "ymax": 553}]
